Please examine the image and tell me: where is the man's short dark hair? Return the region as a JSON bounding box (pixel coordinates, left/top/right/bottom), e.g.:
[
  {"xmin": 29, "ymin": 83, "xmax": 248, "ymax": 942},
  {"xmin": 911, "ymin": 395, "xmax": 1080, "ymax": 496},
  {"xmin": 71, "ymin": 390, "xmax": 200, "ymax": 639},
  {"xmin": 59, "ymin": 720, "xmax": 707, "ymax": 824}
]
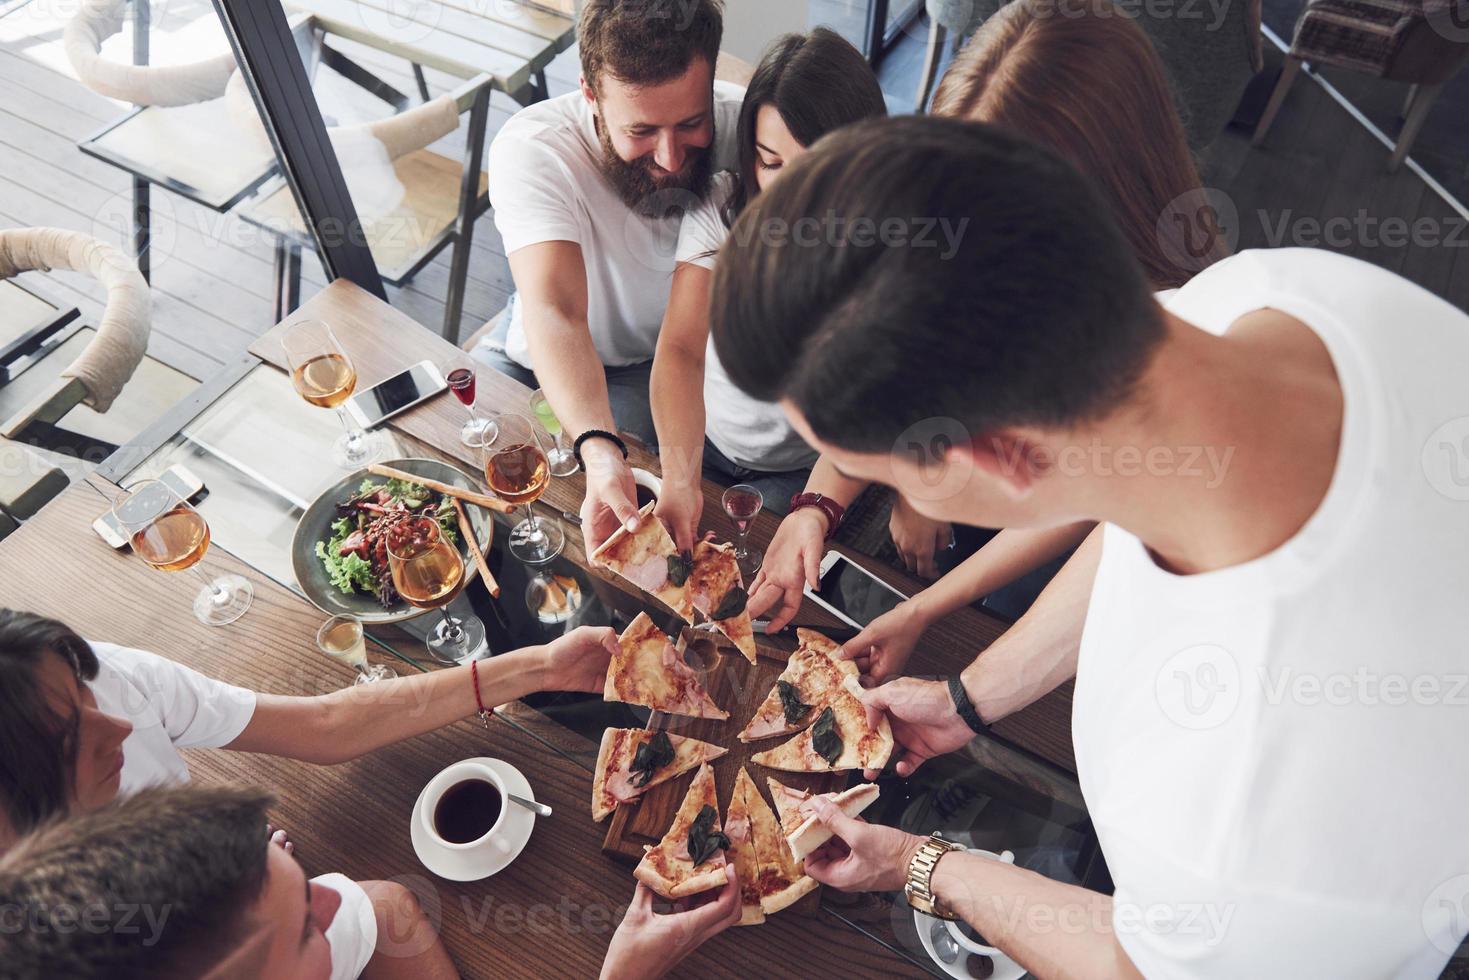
[
  {"xmin": 708, "ymin": 116, "xmax": 1165, "ymax": 454},
  {"xmin": 0, "ymin": 785, "xmax": 275, "ymax": 980},
  {"xmin": 579, "ymin": 0, "xmax": 723, "ymax": 93}
]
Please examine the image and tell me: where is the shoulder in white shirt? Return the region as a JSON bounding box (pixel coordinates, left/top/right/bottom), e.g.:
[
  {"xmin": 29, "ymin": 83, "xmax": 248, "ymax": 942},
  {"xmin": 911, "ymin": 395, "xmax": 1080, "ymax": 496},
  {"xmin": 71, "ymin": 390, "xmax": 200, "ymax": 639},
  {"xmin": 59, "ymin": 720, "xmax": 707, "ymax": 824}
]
[{"xmin": 1075, "ymin": 248, "xmax": 1469, "ymax": 978}]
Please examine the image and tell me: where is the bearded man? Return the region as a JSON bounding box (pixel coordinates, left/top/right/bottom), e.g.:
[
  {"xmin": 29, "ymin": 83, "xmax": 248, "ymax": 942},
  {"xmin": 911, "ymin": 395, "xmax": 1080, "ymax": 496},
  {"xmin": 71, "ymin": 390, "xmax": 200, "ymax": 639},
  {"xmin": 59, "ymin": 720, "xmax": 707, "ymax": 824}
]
[{"xmin": 477, "ymin": 0, "xmax": 741, "ymax": 551}]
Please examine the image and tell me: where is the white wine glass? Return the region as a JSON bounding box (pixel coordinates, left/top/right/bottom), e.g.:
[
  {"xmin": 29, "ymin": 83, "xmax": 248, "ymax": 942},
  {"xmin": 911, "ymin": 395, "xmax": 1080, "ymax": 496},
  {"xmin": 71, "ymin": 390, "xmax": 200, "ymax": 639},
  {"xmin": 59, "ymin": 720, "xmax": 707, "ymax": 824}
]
[
  {"xmin": 315, "ymin": 615, "xmax": 393, "ymax": 685},
  {"xmin": 281, "ymin": 319, "xmax": 373, "ymax": 468}
]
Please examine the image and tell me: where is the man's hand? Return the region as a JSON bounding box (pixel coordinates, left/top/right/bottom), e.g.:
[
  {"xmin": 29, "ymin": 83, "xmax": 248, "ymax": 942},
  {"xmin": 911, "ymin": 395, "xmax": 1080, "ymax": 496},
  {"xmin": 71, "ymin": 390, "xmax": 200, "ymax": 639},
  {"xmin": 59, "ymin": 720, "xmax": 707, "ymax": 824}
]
[
  {"xmin": 654, "ymin": 478, "xmax": 703, "ymax": 555},
  {"xmin": 802, "ymin": 800, "xmax": 925, "ymax": 893},
  {"xmin": 538, "ymin": 626, "xmax": 619, "ymax": 693},
  {"xmin": 838, "ymin": 601, "xmax": 927, "ymax": 684},
  {"xmin": 859, "ymin": 678, "xmax": 975, "ymax": 779},
  {"xmin": 581, "ymin": 442, "xmax": 641, "ymax": 558},
  {"xmin": 746, "ymin": 508, "xmax": 828, "ymax": 633},
  {"xmin": 889, "ymin": 494, "xmax": 952, "ymax": 580},
  {"xmin": 600, "ymin": 866, "xmax": 741, "ymax": 980}
]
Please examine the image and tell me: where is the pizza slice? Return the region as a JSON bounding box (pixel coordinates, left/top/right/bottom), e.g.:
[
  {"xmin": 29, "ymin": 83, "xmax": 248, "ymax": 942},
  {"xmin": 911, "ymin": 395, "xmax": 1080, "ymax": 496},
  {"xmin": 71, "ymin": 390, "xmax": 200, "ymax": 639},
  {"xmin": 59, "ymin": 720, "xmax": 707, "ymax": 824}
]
[
  {"xmin": 738, "ymin": 630, "xmax": 858, "ymax": 742},
  {"xmin": 766, "ymin": 776, "xmax": 881, "ymax": 862},
  {"xmin": 591, "ymin": 728, "xmax": 728, "ymax": 822},
  {"xmin": 750, "ymin": 676, "xmax": 892, "ymax": 772},
  {"xmin": 604, "ymin": 612, "xmax": 728, "ymax": 720},
  {"xmin": 590, "ymin": 501, "xmax": 695, "ymax": 622},
  {"xmin": 740, "ymin": 769, "xmax": 817, "ymax": 914},
  {"xmin": 688, "ymin": 539, "xmax": 757, "ymax": 664},
  {"xmin": 725, "ymin": 767, "xmax": 765, "ymax": 925},
  {"xmin": 633, "ymin": 763, "xmax": 730, "ymax": 899}
]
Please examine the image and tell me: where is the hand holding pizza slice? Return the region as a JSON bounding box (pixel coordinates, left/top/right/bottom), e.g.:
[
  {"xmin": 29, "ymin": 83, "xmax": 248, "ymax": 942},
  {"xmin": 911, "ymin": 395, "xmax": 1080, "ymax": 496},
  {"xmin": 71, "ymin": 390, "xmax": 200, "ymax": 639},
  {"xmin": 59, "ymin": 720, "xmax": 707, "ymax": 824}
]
[
  {"xmin": 633, "ymin": 763, "xmax": 730, "ymax": 899},
  {"xmin": 604, "ymin": 612, "xmax": 728, "ymax": 720},
  {"xmin": 766, "ymin": 776, "xmax": 881, "ymax": 863},
  {"xmin": 591, "ymin": 501, "xmax": 696, "ymax": 623}
]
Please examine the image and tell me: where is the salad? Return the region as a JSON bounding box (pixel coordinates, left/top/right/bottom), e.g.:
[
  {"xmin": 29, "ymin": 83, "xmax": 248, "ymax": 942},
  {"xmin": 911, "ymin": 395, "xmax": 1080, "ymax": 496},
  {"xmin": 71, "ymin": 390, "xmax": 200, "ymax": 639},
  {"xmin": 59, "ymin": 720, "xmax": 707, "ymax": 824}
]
[{"xmin": 316, "ymin": 478, "xmax": 459, "ymax": 606}]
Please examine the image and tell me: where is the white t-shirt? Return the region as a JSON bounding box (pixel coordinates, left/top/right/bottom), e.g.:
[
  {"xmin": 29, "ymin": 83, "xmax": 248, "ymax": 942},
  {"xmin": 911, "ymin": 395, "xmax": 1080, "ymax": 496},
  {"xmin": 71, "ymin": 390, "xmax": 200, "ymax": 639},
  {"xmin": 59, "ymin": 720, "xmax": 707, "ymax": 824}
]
[
  {"xmin": 487, "ymin": 82, "xmax": 745, "ymax": 369},
  {"xmin": 87, "ymin": 645, "xmax": 377, "ymax": 979},
  {"xmin": 675, "ymin": 171, "xmax": 818, "ymax": 473},
  {"xmin": 1073, "ymin": 248, "xmax": 1469, "ymax": 978}
]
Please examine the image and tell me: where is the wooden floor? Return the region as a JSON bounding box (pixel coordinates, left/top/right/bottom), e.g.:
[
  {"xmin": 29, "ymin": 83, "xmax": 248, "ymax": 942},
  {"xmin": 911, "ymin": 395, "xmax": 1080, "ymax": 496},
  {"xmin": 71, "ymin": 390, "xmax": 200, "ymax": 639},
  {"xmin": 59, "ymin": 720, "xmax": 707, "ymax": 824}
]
[{"xmin": 2, "ymin": 3, "xmax": 1467, "ymax": 393}]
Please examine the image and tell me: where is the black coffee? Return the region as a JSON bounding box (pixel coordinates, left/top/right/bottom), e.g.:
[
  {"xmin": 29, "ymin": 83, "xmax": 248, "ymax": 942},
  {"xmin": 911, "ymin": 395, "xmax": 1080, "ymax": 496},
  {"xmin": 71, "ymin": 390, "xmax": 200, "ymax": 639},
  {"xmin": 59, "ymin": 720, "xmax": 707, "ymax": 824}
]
[
  {"xmin": 635, "ymin": 484, "xmax": 657, "ymax": 508},
  {"xmin": 433, "ymin": 778, "xmax": 502, "ymax": 844}
]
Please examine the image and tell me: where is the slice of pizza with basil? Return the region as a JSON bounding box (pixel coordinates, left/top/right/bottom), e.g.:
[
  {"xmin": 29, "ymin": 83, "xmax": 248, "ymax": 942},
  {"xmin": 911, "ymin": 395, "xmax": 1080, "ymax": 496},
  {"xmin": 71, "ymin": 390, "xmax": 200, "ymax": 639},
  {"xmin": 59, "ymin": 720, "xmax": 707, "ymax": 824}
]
[
  {"xmin": 739, "ymin": 769, "xmax": 818, "ymax": 914},
  {"xmin": 750, "ymin": 677, "xmax": 892, "ymax": 772},
  {"xmin": 766, "ymin": 776, "xmax": 881, "ymax": 862},
  {"xmin": 591, "ymin": 728, "xmax": 728, "ymax": 822},
  {"xmin": 590, "ymin": 501, "xmax": 695, "ymax": 623},
  {"xmin": 739, "ymin": 629, "xmax": 858, "ymax": 742},
  {"xmin": 688, "ymin": 539, "xmax": 757, "ymax": 664},
  {"xmin": 633, "ymin": 763, "xmax": 730, "ymax": 899}
]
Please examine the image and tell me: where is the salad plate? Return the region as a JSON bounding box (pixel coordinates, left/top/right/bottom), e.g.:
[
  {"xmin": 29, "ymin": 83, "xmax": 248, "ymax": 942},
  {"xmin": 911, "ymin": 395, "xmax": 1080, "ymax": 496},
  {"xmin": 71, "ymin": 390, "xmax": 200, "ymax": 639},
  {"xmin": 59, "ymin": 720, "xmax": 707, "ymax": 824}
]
[{"xmin": 291, "ymin": 458, "xmax": 492, "ymax": 625}]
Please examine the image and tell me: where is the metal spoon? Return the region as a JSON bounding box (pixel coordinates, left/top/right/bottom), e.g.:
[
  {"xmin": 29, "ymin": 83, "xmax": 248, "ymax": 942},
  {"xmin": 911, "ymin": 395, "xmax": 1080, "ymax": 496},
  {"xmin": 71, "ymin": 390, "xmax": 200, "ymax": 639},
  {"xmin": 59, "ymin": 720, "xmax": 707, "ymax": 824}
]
[
  {"xmin": 930, "ymin": 918, "xmax": 960, "ymax": 964},
  {"xmin": 508, "ymin": 793, "xmax": 551, "ymax": 818}
]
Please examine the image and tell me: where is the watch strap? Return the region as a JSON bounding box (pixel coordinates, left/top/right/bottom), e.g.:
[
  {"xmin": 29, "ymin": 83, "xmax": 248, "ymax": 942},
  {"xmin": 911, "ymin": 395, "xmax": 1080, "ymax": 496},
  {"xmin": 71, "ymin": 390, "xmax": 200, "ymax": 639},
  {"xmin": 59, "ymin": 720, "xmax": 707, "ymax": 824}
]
[
  {"xmin": 905, "ymin": 834, "xmax": 963, "ymax": 920},
  {"xmin": 948, "ymin": 674, "xmax": 988, "ymax": 736},
  {"xmin": 789, "ymin": 492, "xmax": 844, "ymax": 540}
]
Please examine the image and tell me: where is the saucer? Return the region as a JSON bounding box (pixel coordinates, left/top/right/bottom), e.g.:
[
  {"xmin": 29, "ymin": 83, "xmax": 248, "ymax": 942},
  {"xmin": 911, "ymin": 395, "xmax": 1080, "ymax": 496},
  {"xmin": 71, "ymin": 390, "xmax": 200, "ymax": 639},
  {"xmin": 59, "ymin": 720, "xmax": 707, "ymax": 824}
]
[
  {"xmin": 411, "ymin": 757, "xmax": 536, "ymax": 881},
  {"xmin": 914, "ymin": 909, "xmax": 1026, "ymax": 980}
]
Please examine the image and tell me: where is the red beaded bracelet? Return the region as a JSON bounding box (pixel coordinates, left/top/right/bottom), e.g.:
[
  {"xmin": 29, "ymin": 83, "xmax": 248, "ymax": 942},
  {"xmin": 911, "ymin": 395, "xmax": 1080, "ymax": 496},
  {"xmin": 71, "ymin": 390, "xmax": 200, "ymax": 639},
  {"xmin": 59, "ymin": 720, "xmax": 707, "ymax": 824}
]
[{"xmin": 470, "ymin": 659, "xmax": 492, "ymax": 729}]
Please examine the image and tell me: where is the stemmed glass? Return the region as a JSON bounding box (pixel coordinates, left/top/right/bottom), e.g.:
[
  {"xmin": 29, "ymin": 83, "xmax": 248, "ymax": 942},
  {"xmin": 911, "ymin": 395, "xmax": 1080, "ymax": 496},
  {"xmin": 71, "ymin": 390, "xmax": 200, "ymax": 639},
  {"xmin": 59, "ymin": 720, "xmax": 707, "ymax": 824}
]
[
  {"xmin": 385, "ymin": 516, "xmax": 486, "ymax": 665},
  {"xmin": 522, "ymin": 515, "xmax": 583, "ymax": 624},
  {"xmin": 528, "ymin": 388, "xmax": 578, "ymax": 477},
  {"xmin": 446, "ymin": 366, "xmax": 497, "ymax": 448},
  {"xmin": 315, "ymin": 614, "xmax": 393, "ymax": 685},
  {"xmin": 722, "ymin": 483, "xmax": 764, "ymax": 578},
  {"xmin": 483, "ymin": 412, "xmax": 564, "ymax": 563},
  {"xmin": 112, "ymin": 480, "xmax": 253, "ymax": 626},
  {"xmin": 281, "ymin": 319, "xmax": 373, "ymax": 468}
]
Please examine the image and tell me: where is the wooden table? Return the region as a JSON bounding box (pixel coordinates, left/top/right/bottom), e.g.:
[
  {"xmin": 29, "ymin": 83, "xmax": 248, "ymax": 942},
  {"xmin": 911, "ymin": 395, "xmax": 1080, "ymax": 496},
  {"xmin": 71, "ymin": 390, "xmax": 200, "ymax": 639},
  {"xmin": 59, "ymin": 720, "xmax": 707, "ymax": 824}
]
[{"xmin": 0, "ymin": 281, "xmax": 1089, "ymax": 978}]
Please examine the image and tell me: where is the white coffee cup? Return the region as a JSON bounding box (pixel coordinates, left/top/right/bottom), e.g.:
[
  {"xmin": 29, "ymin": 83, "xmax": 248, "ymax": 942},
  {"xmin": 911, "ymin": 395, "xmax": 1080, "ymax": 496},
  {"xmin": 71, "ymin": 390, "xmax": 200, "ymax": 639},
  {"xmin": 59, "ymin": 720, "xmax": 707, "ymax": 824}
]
[
  {"xmin": 943, "ymin": 848, "xmax": 1016, "ymax": 956},
  {"xmin": 419, "ymin": 760, "xmax": 513, "ymax": 855}
]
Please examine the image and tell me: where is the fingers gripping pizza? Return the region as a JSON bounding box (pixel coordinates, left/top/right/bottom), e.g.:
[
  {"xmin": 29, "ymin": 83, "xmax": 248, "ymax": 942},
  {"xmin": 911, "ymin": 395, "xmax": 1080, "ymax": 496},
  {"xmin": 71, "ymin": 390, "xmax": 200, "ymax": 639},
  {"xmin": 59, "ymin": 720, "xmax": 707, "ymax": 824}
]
[
  {"xmin": 766, "ymin": 777, "xmax": 881, "ymax": 863},
  {"xmin": 590, "ymin": 502, "xmax": 696, "ymax": 623}
]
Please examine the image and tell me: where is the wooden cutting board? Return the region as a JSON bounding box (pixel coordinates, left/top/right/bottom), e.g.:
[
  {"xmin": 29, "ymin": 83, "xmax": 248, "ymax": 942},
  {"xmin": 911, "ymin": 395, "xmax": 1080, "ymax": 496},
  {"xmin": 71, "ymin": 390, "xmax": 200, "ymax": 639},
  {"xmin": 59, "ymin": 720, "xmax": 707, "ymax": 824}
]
[{"xmin": 601, "ymin": 626, "xmax": 847, "ymax": 915}]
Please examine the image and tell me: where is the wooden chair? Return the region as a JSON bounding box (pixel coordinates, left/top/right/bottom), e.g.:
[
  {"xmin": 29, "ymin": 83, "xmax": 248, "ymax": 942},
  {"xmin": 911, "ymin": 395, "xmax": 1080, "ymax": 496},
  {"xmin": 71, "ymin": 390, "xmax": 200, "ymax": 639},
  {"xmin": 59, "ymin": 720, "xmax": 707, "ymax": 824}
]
[{"xmin": 1252, "ymin": 0, "xmax": 1469, "ymax": 171}]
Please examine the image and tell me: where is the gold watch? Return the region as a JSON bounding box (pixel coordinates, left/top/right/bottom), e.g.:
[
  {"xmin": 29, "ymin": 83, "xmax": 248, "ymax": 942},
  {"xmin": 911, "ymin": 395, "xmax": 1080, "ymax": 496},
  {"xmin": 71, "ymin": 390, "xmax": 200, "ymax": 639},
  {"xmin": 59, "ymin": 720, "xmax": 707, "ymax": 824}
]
[{"xmin": 904, "ymin": 834, "xmax": 964, "ymax": 920}]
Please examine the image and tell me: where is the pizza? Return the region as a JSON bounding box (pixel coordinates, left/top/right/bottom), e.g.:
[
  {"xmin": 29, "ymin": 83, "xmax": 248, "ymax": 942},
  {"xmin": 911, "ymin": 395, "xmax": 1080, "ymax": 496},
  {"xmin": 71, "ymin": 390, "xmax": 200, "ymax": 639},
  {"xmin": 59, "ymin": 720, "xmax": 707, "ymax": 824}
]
[
  {"xmin": 591, "ymin": 727, "xmax": 728, "ymax": 822},
  {"xmin": 604, "ymin": 612, "xmax": 728, "ymax": 720},
  {"xmin": 736, "ymin": 768, "xmax": 818, "ymax": 915},
  {"xmin": 750, "ymin": 674, "xmax": 892, "ymax": 772},
  {"xmin": 688, "ymin": 539, "xmax": 757, "ymax": 664},
  {"xmin": 739, "ymin": 629, "xmax": 858, "ymax": 742},
  {"xmin": 766, "ymin": 776, "xmax": 881, "ymax": 862},
  {"xmin": 633, "ymin": 763, "xmax": 730, "ymax": 899},
  {"xmin": 725, "ymin": 767, "xmax": 765, "ymax": 925},
  {"xmin": 590, "ymin": 501, "xmax": 695, "ymax": 622}
]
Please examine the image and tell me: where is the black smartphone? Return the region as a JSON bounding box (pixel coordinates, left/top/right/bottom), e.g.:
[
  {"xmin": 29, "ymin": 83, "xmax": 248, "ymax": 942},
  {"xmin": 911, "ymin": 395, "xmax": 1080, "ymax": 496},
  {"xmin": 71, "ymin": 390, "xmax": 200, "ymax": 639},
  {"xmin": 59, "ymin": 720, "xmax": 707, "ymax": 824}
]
[{"xmin": 344, "ymin": 360, "xmax": 448, "ymax": 429}]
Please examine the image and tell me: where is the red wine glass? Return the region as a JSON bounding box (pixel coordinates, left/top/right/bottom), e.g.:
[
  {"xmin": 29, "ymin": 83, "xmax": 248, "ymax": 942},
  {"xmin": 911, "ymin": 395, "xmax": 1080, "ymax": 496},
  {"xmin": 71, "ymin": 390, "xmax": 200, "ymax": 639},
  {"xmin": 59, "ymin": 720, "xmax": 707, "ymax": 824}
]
[{"xmin": 446, "ymin": 367, "xmax": 496, "ymax": 447}]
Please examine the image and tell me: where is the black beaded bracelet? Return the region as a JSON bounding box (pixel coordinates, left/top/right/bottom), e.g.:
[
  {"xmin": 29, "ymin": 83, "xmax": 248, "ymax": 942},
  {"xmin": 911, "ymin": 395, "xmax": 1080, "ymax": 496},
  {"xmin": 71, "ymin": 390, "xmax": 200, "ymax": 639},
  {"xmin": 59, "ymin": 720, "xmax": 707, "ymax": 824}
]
[
  {"xmin": 947, "ymin": 674, "xmax": 989, "ymax": 736},
  {"xmin": 572, "ymin": 429, "xmax": 629, "ymax": 470}
]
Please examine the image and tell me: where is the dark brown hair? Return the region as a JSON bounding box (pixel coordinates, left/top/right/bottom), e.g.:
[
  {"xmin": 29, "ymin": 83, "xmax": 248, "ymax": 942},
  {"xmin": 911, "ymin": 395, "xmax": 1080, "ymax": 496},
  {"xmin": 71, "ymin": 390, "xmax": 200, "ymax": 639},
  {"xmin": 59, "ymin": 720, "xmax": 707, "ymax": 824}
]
[
  {"xmin": 931, "ymin": 0, "xmax": 1227, "ymax": 289},
  {"xmin": 0, "ymin": 609, "xmax": 99, "ymax": 837},
  {"xmin": 579, "ymin": 0, "xmax": 724, "ymax": 94},
  {"xmin": 0, "ymin": 785, "xmax": 274, "ymax": 979},
  {"xmin": 709, "ymin": 116, "xmax": 1163, "ymax": 453},
  {"xmin": 724, "ymin": 28, "xmax": 887, "ymax": 224}
]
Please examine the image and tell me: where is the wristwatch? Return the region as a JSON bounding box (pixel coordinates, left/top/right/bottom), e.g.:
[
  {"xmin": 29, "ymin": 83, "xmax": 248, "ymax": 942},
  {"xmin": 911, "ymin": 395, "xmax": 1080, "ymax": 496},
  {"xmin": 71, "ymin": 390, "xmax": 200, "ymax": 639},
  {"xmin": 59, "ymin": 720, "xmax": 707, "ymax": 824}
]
[
  {"xmin": 789, "ymin": 492, "xmax": 845, "ymax": 540},
  {"xmin": 905, "ymin": 834, "xmax": 964, "ymax": 920}
]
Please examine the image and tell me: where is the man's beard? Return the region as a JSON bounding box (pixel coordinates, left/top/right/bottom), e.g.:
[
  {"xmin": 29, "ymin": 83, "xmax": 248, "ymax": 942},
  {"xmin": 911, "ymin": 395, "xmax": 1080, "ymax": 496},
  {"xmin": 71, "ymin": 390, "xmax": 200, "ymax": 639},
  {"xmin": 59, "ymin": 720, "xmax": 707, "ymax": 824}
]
[{"xmin": 596, "ymin": 114, "xmax": 714, "ymax": 219}]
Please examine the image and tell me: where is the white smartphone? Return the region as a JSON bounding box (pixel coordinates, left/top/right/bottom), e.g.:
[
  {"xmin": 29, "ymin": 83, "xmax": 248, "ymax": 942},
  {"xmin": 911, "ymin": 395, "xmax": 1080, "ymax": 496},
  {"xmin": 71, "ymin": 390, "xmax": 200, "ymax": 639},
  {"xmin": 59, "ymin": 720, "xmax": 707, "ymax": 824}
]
[
  {"xmin": 803, "ymin": 550, "xmax": 910, "ymax": 629},
  {"xmin": 345, "ymin": 360, "xmax": 448, "ymax": 429},
  {"xmin": 93, "ymin": 464, "xmax": 206, "ymax": 549}
]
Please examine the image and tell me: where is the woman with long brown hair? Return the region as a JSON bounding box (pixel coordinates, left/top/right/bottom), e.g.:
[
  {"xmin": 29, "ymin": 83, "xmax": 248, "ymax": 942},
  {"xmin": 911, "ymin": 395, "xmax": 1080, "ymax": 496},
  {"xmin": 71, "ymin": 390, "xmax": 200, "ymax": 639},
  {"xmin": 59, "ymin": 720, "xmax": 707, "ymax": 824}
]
[{"xmin": 750, "ymin": 0, "xmax": 1230, "ymax": 678}]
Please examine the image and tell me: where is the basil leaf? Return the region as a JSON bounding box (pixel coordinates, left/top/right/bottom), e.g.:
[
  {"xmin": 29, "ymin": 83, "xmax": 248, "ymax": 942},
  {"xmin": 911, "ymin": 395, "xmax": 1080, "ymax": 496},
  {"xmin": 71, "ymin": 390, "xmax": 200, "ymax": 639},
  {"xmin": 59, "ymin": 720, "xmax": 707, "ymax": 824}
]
[
  {"xmin": 629, "ymin": 731, "xmax": 675, "ymax": 789},
  {"xmin": 687, "ymin": 804, "xmax": 731, "ymax": 866},
  {"xmin": 776, "ymin": 680, "xmax": 811, "ymax": 726},
  {"xmin": 811, "ymin": 706, "xmax": 844, "ymax": 766},
  {"xmin": 667, "ymin": 552, "xmax": 693, "ymax": 587},
  {"xmin": 710, "ymin": 585, "xmax": 748, "ymax": 621}
]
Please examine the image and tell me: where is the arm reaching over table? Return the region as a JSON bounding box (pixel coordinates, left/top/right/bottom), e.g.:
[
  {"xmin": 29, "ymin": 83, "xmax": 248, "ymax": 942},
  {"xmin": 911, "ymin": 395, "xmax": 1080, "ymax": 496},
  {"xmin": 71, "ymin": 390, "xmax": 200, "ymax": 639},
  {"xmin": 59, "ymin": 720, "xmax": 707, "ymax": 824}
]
[
  {"xmin": 853, "ymin": 525, "xmax": 1104, "ymax": 779},
  {"xmin": 747, "ymin": 456, "xmax": 868, "ymax": 632},
  {"xmin": 226, "ymin": 627, "xmax": 620, "ymax": 764},
  {"xmin": 649, "ymin": 263, "xmax": 714, "ymax": 554},
  {"xmin": 600, "ymin": 866, "xmax": 741, "ymax": 980},
  {"xmin": 803, "ymin": 800, "xmax": 1144, "ymax": 980},
  {"xmin": 840, "ymin": 520, "xmax": 1095, "ymax": 683},
  {"xmin": 508, "ymin": 241, "xmax": 641, "ymax": 556}
]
